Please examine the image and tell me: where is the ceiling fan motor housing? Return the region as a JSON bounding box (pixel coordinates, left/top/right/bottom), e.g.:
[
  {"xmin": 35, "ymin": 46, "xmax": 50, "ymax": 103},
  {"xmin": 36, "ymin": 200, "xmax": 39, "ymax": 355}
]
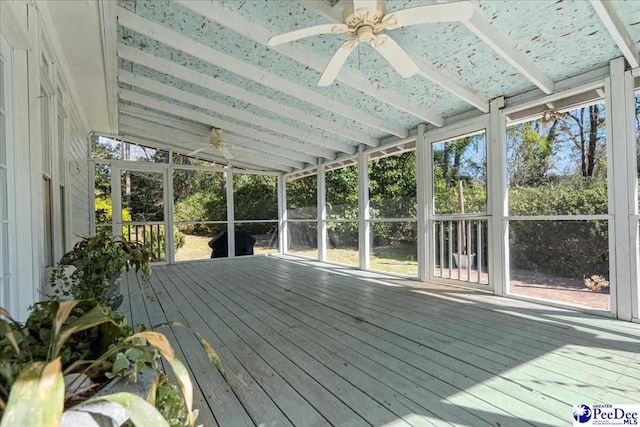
[{"xmin": 343, "ymin": 0, "xmax": 386, "ymax": 36}]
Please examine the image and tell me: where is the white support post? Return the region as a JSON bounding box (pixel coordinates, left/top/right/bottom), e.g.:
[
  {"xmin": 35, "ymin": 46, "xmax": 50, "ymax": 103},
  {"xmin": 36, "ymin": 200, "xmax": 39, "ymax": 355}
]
[
  {"xmin": 487, "ymin": 97, "xmax": 507, "ymax": 296},
  {"xmin": 318, "ymin": 160, "xmax": 327, "ymax": 262},
  {"xmin": 416, "ymin": 124, "xmax": 429, "ymax": 281},
  {"xmin": 628, "ymin": 70, "xmax": 640, "ymax": 321},
  {"xmin": 278, "ymin": 174, "xmax": 288, "ymax": 255},
  {"xmin": 607, "ymin": 57, "xmax": 634, "ymax": 321},
  {"xmin": 111, "ymin": 165, "xmax": 122, "ymax": 238},
  {"xmin": 225, "ymin": 165, "xmax": 235, "ymax": 258},
  {"xmin": 358, "ymin": 145, "xmax": 370, "ymax": 270},
  {"xmin": 88, "ymin": 158, "xmax": 96, "ymax": 236},
  {"xmin": 166, "ymin": 166, "xmax": 175, "ymax": 264}
]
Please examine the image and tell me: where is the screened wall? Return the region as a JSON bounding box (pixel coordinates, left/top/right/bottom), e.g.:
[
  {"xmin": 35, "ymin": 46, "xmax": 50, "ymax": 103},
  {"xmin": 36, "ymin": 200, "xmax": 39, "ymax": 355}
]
[
  {"xmin": 91, "ymin": 60, "xmax": 640, "ymax": 321},
  {"xmin": 91, "ymin": 136, "xmax": 280, "ymax": 263}
]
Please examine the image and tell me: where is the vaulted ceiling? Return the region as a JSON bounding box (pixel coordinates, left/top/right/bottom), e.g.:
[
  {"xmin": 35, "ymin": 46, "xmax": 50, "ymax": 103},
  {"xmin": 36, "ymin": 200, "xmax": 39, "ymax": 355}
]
[{"xmin": 112, "ymin": 0, "xmax": 640, "ymax": 172}]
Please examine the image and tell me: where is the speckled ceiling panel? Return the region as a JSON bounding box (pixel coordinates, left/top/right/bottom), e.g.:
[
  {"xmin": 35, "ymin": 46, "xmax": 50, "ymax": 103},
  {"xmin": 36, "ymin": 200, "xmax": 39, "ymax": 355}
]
[
  {"xmin": 119, "ymin": 82, "xmax": 323, "ymax": 143},
  {"xmin": 613, "ymin": 0, "xmax": 640, "ymax": 44},
  {"xmin": 118, "ymin": 28, "xmax": 394, "ymax": 139},
  {"xmin": 474, "ymin": 0, "xmax": 620, "ymax": 81},
  {"xmin": 115, "ymin": 0, "xmax": 640, "ymax": 164},
  {"xmin": 225, "ymin": 0, "xmax": 629, "ymax": 97},
  {"xmin": 125, "ymin": 62, "xmax": 357, "ymax": 147},
  {"xmin": 121, "ymin": 0, "xmax": 425, "ymax": 129},
  {"xmin": 225, "ymin": 0, "xmax": 515, "ymax": 99},
  {"xmin": 215, "ymin": 0, "xmax": 473, "ymax": 116},
  {"xmin": 119, "ymin": 99, "xmax": 207, "ymax": 128}
]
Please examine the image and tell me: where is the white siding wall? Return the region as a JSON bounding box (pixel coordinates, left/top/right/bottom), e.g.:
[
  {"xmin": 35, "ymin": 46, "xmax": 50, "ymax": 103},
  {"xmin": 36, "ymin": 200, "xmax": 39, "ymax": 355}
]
[
  {"xmin": 68, "ymin": 115, "xmax": 91, "ymax": 244},
  {"xmin": 0, "ymin": 1, "xmax": 91, "ymax": 320}
]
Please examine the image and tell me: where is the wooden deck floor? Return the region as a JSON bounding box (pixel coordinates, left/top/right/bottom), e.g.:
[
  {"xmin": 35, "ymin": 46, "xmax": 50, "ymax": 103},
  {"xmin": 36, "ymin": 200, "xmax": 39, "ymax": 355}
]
[{"xmin": 121, "ymin": 255, "xmax": 640, "ymax": 427}]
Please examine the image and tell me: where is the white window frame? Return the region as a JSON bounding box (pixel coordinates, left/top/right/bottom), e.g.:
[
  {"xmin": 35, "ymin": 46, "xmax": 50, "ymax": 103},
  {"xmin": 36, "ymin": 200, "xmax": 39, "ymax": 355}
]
[
  {"xmin": 503, "ymin": 82, "xmax": 615, "ymax": 317},
  {"xmin": 0, "ymin": 34, "xmax": 17, "ymax": 314},
  {"xmin": 425, "ymin": 115, "xmax": 491, "ymax": 291}
]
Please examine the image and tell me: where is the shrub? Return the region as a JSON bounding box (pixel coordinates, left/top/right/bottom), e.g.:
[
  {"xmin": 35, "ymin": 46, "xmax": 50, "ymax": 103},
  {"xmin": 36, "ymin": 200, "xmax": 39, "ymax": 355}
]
[
  {"xmin": 508, "ymin": 178, "xmax": 609, "ymax": 279},
  {"xmin": 94, "ymin": 196, "xmax": 132, "ymax": 224}
]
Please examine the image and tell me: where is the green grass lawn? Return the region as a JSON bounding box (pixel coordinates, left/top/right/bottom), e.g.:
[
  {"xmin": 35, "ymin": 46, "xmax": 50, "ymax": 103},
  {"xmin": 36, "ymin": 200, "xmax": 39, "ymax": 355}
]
[
  {"xmin": 175, "ymin": 234, "xmax": 277, "ymax": 261},
  {"xmin": 176, "ymin": 234, "xmax": 417, "ymax": 276},
  {"xmin": 289, "ymin": 245, "xmax": 418, "ymax": 276}
]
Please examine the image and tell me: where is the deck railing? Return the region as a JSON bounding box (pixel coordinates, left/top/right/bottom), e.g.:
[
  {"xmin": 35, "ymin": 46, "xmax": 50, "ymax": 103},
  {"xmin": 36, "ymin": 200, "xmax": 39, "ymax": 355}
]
[
  {"xmin": 432, "ymin": 218, "xmax": 489, "ymax": 285},
  {"xmin": 121, "ymin": 223, "xmax": 166, "ymax": 262}
]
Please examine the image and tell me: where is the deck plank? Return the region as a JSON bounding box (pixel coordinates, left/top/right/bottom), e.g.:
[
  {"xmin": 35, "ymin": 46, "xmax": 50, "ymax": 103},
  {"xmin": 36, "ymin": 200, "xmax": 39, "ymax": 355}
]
[
  {"xmin": 122, "ymin": 272, "xmax": 220, "ymax": 427},
  {"xmin": 240, "ymin": 259, "xmax": 640, "ymax": 402},
  {"xmin": 125, "ymin": 256, "xmax": 640, "ymax": 427},
  {"xmin": 226, "ymin": 261, "xmax": 579, "ymax": 423},
  {"xmin": 189, "ymin": 261, "xmax": 566, "ymax": 425},
  {"xmin": 158, "ymin": 267, "xmax": 343, "ymax": 427},
  {"xmin": 180, "ymin": 263, "xmax": 513, "ymax": 427},
  {"xmin": 180, "ymin": 264, "xmax": 453, "ymax": 427}
]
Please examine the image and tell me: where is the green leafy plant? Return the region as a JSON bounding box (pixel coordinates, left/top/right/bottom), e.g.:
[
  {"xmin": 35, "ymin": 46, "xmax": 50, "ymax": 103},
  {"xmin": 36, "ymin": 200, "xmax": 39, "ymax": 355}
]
[
  {"xmin": 143, "ymin": 227, "xmax": 186, "ymax": 262},
  {"xmin": 0, "ymin": 301, "xmax": 222, "ymax": 427},
  {"xmin": 49, "ymin": 231, "xmax": 152, "ymax": 307}
]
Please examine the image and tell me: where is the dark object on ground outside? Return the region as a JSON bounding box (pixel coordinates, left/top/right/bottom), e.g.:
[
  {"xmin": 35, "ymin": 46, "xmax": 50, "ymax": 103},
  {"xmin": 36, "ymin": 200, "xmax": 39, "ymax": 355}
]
[{"xmin": 209, "ymin": 230, "xmax": 256, "ymax": 258}]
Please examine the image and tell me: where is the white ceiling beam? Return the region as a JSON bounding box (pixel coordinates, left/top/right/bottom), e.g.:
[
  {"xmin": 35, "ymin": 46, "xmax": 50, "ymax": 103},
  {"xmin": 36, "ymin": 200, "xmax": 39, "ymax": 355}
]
[
  {"xmin": 114, "ymin": 133, "xmax": 281, "ymax": 171},
  {"xmin": 98, "ymin": 0, "xmax": 119, "ymax": 134},
  {"xmin": 119, "ymin": 71, "xmax": 355, "ymax": 154},
  {"xmin": 119, "ymin": 113, "xmax": 318, "ymax": 164},
  {"xmin": 118, "ymin": 45, "xmax": 377, "ymax": 146},
  {"xmin": 117, "ymin": 7, "xmax": 408, "ymax": 138},
  {"xmin": 410, "ymin": 55, "xmax": 489, "ymax": 113},
  {"xmin": 216, "ymin": 145, "xmax": 304, "ymax": 170},
  {"xmin": 176, "ymin": 0, "xmax": 445, "ymax": 126},
  {"xmin": 119, "ymin": 105, "xmax": 211, "ymax": 137},
  {"xmin": 120, "ymin": 127, "xmax": 296, "ymax": 172},
  {"xmin": 298, "ymin": 0, "xmax": 488, "ymax": 113},
  {"xmin": 590, "ymin": 0, "xmax": 640, "ymax": 68},
  {"xmin": 119, "ymin": 114, "xmax": 206, "ymax": 142},
  {"xmin": 118, "ymin": 90, "xmax": 338, "ymax": 160},
  {"xmin": 461, "ymin": 2, "xmax": 555, "ymax": 94}
]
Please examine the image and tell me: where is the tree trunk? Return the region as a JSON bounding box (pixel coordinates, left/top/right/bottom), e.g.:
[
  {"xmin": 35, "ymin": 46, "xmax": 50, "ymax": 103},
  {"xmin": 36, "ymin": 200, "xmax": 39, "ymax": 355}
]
[
  {"xmin": 587, "ymin": 104, "xmax": 599, "ymax": 177},
  {"xmin": 577, "ymin": 109, "xmax": 586, "ymax": 176},
  {"xmin": 443, "ymin": 142, "xmax": 450, "ymax": 186},
  {"xmin": 453, "ymin": 149, "xmax": 462, "ymax": 185}
]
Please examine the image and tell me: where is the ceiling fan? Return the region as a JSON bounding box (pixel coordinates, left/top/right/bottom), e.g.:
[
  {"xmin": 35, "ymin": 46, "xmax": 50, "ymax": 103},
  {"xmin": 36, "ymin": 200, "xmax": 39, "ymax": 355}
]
[
  {"xmin": 268, "ymin": 0, "xmax": 474, "ymax": 86},
  {"xmin": 187, "ymin": 128, "xmax": 234, "ymax": 159}
]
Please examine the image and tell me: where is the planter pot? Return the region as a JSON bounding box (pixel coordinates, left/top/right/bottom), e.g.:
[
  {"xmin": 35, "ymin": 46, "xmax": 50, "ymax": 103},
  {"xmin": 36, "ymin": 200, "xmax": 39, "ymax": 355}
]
[
  {"xmin": 61, "ymin": 370, "xmax": 155, "ymax": 427},
  {"xmin": 105, "ymin": 270, "xmax": 124, "ymax": 311},
  {"xmin": 453, "ymin": 253, "xmax": 476, "ymax": 269}
]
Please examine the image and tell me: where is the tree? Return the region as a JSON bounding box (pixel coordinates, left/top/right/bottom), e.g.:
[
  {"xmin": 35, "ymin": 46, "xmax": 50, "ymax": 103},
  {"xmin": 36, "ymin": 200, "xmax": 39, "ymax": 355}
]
[
  {"xmin": 368, "ymin": 151, "xmax": 416, "ymax": 219},
  {"xmin": 556, "ymin": 104, "xmax": 606, "ymax": 178},
  {"xmin": 507, "ymin": 121, "xmax": 554, "ymax": 187}
]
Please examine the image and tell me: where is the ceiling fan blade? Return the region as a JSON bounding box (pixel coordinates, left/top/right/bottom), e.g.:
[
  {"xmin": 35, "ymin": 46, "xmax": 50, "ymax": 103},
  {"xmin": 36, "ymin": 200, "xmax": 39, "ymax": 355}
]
[
  {"xmin": 268, "ymin": 24, "xmax": 348, "ymax": 46},
  {"xmin": 187, "ymin": 146, "xmax": 210, "ymax": 156},
  {"xmin": 371, "ymin": 35, "xmax": 419, "ymax": 78},
  {"xmin": 353, "ymin": 0, "xmax": 378, "ymax": 13},
  {"xmin": 318, "ymin": 40, "xmax": 358, "ymax": 87},
  {"xmin": 221, "ymin": 146, "xmax": 234, "ymax": 160},
  {"xmin": 384, "ymin": 1, "xmax": 474, "ymax": 30}
]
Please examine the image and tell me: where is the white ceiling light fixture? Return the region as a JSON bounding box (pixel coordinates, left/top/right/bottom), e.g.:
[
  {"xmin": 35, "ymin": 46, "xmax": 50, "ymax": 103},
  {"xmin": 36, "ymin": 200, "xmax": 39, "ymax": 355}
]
[
  {"xmin": 269, "ymin": 0, "xmax": 474, "ymax": 86},
  {"xmin": 188, "ymin": 128, "xmax": 234, "ymax": 160}
]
